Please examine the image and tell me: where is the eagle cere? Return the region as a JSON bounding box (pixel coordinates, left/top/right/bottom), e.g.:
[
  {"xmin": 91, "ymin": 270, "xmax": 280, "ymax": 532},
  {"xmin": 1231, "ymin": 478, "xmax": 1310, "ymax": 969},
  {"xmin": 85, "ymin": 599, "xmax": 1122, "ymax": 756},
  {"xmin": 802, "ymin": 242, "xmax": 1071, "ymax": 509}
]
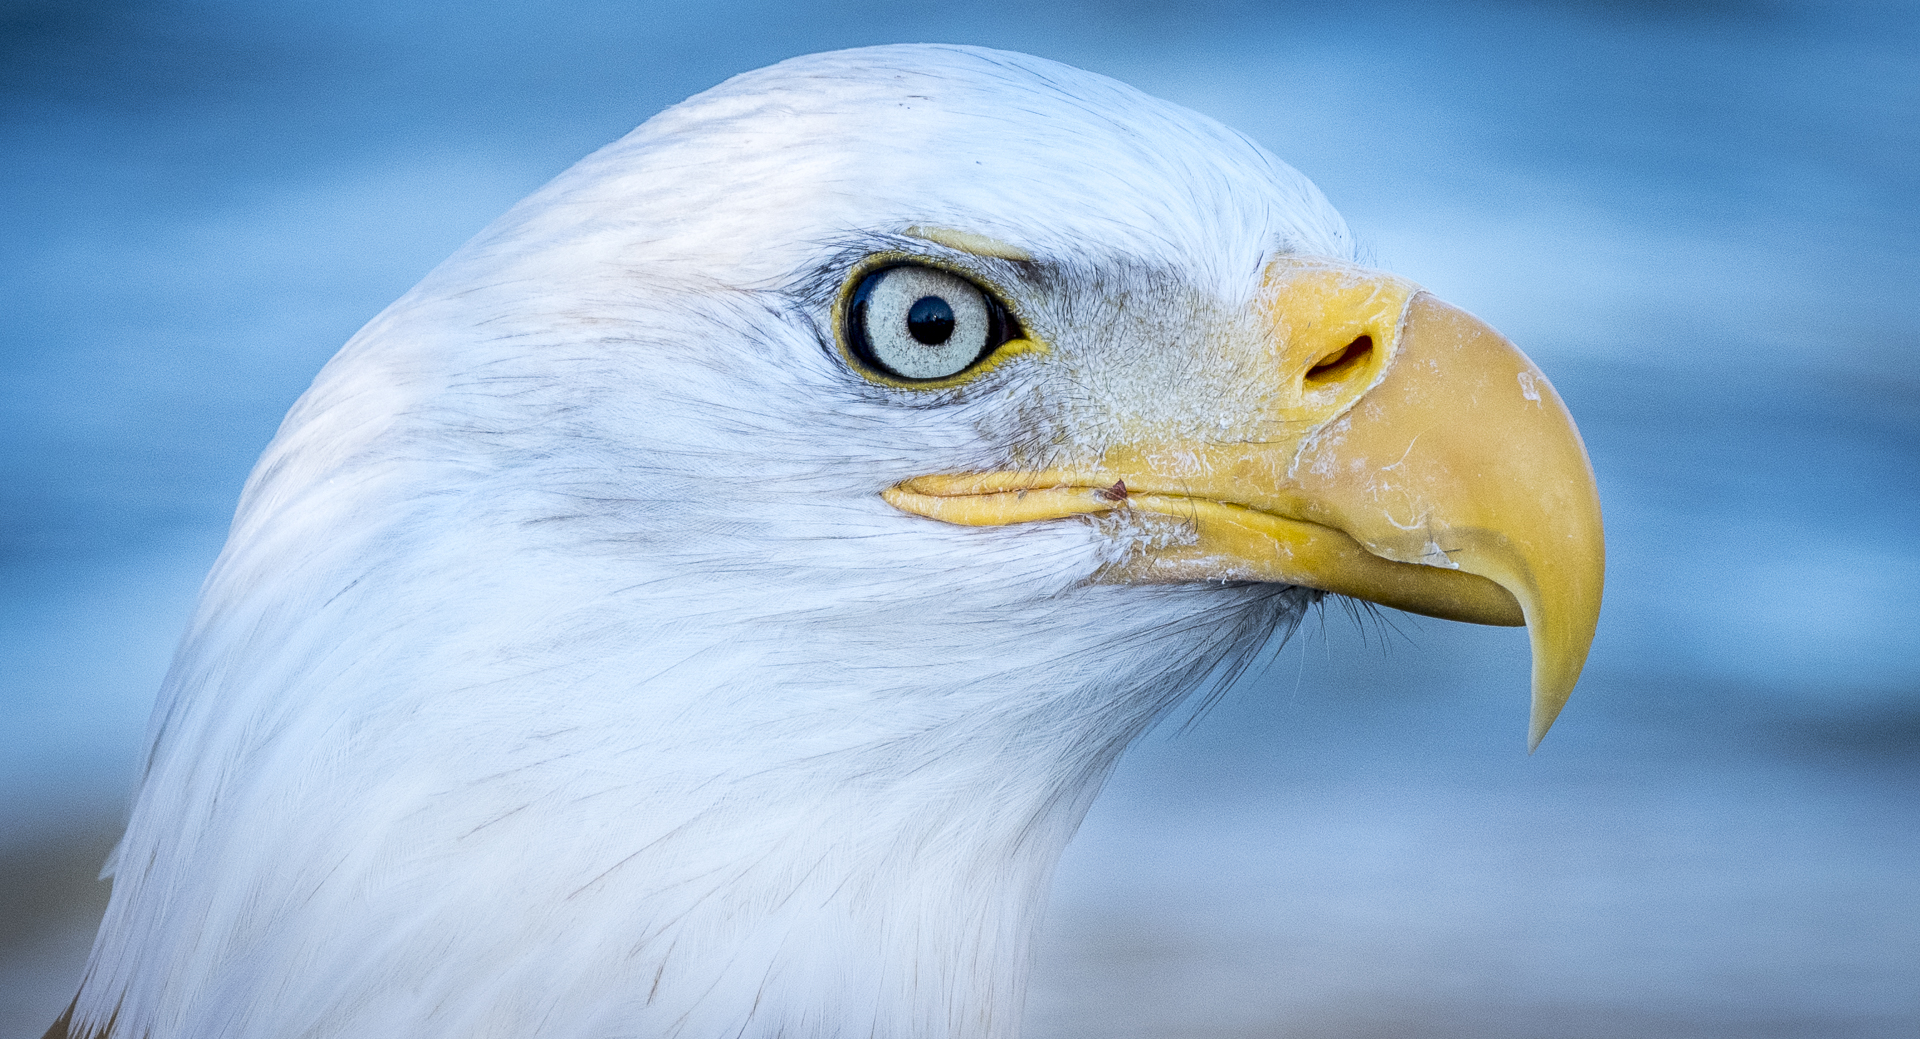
[{"xmin": 50, "ymin": 45, "xmax": 1603, "ymax": 1039}]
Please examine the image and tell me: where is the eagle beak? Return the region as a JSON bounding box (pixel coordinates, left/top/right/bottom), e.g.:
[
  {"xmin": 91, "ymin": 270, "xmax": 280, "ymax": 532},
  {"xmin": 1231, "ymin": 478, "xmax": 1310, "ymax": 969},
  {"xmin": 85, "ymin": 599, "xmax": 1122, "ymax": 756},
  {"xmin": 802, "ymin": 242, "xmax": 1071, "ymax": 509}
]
[{"xmin": 884, "ymin": 258, "xmax": 1605, "ymax": 749}]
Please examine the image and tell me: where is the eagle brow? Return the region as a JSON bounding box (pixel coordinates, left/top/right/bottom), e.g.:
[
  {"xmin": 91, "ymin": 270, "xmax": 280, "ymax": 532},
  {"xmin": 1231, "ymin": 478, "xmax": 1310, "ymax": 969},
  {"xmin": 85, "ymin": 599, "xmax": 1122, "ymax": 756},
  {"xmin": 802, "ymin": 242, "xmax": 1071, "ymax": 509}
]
[{"xmin": 790, "ymin": 233, "xmax": 1048, "ymax": 308}]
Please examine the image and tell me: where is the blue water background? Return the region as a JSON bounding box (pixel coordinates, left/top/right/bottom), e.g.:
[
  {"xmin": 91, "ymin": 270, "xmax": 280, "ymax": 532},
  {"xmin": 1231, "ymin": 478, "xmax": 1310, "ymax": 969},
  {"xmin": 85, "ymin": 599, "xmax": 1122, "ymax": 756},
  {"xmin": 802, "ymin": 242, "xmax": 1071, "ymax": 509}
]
[{"xmin": 2, "ymin": 1, "xmax": 1916, "ymax": 1035}]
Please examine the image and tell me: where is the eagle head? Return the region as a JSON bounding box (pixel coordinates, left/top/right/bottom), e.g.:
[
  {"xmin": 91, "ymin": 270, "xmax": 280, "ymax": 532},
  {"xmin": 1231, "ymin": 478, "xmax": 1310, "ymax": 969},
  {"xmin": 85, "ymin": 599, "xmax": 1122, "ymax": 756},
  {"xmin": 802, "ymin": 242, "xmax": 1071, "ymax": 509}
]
[{"xmin": 58, "ymin": 44, "xmax": 1601, "ymax": 1039}]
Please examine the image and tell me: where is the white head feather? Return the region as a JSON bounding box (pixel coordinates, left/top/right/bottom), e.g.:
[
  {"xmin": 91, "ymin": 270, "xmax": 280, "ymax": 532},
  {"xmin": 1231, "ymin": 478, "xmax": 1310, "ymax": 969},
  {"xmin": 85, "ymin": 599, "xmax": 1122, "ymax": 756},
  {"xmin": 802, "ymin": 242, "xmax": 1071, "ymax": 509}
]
[{"xmin": 72, "ymin": 44, "xmax": 1352, "ymax": 1039}]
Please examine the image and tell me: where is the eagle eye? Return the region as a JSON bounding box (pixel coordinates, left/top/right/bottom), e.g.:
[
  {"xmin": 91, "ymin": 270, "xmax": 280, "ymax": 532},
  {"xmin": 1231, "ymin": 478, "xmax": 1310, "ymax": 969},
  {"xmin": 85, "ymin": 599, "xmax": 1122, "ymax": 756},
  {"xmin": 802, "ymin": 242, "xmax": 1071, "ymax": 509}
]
[{"xmin": 845, "ymin": 264, "xmax": 1019, "ymax": 382}]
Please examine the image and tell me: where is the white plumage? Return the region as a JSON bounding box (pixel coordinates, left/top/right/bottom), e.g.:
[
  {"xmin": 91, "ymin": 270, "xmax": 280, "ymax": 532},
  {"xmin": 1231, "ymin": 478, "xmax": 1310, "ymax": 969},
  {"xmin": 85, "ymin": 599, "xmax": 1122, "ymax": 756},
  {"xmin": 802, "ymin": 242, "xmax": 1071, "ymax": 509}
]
[{"xmin": 56, "ymin": 44, "xmax": 1599, "ymax": 1039}]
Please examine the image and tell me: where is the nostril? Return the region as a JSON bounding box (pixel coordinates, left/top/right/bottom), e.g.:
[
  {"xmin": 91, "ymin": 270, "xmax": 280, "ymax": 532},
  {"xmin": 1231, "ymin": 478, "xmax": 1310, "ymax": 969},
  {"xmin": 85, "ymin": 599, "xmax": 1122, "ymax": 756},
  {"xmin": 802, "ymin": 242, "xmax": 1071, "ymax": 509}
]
[{"xmin": 1305, "ymin": 335, "xmax": 1373, "ymax": 384}]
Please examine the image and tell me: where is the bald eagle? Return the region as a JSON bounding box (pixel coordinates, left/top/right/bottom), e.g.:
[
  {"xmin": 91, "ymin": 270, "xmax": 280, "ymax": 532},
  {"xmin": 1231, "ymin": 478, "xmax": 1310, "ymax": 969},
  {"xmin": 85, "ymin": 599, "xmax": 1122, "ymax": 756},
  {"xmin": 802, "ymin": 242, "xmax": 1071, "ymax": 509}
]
[{"xmin": 47, "ymin": 45, "xmax": 1601, "ymax": 1039}]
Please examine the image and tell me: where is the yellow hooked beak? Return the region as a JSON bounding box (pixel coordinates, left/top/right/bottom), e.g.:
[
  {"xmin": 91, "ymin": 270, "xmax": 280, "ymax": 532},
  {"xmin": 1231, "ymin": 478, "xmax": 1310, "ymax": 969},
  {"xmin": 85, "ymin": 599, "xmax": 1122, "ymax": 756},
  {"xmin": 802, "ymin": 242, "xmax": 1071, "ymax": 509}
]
[{"xmin": 883, "ymin": 258, "xmax": 1604, "ymax": 750}]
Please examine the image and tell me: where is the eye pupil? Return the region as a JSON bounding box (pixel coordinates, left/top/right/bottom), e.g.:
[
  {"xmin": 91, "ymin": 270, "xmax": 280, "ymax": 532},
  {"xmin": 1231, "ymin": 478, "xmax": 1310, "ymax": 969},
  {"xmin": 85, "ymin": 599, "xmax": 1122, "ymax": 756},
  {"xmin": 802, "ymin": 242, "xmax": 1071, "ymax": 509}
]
[{"xmin": 906, "ymin": 296, "xmax": 955, "ymax": 345}]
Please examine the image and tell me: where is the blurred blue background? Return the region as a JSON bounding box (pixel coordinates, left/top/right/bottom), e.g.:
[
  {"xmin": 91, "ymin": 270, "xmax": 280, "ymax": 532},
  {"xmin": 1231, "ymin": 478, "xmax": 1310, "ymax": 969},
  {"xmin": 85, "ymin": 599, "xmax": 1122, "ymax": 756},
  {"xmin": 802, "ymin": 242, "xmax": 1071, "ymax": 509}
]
[{"xmin": 2, "ymin": 1, "xmax": 1915, "ymax": 1036}]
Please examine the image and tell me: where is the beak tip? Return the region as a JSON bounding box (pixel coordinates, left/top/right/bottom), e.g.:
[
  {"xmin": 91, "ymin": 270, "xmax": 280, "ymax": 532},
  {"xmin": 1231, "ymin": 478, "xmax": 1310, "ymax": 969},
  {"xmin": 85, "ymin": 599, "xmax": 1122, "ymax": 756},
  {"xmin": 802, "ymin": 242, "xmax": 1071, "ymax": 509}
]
[{"xmin": 1527, "ymin": 684, "xmax": 1573, "ymax": 753}]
